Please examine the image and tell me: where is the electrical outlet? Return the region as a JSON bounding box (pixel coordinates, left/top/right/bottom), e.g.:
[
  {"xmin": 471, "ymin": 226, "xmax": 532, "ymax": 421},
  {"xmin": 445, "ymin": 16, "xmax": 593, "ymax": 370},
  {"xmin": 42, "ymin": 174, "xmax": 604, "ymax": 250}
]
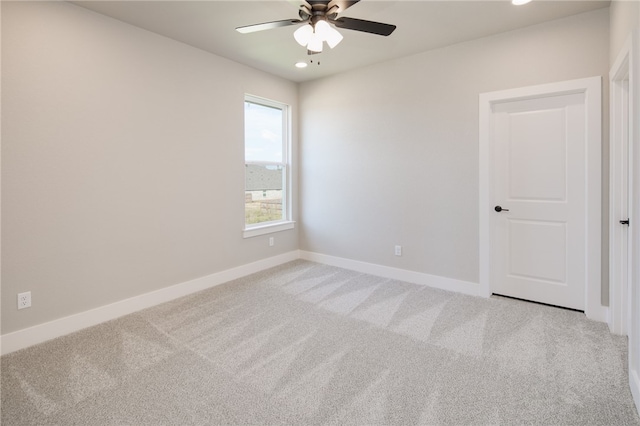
[
  {"xmin": 269, "ymin": 237, "xmax": 275, "ymax": 247},
  {"xmin": 18, "ymin": 291, "xmax": 31, "ymax": 310},
  {"xmin": 395, "ymin": 245, "xmax": 402, "ymax": 256}
]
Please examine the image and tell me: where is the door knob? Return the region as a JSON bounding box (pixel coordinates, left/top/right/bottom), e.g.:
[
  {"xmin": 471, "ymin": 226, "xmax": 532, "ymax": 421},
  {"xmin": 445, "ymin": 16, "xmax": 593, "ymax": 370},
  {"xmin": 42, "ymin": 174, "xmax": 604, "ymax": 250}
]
[{"xmin": 494, "ymin": 206, "xmax": 509, "ymax": 212}]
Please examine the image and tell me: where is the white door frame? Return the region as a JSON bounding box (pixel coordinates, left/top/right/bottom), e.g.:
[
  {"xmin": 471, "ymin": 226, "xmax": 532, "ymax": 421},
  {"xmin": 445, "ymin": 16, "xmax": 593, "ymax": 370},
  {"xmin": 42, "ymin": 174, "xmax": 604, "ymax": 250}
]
[
  {"xmin": 609, "ymin": 34, "xmax": 634, "ymax": 336},
  {"xmin": 479, "ymin": 77, "xmax": 606, "ymax": 322}
]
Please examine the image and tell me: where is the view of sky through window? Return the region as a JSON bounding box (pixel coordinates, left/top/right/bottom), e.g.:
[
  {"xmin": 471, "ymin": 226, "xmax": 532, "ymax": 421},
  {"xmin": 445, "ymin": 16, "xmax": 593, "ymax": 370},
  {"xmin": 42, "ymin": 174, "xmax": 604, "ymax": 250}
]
[{"xmin": 244, "ymin": 101, "xmax": 283, "ymax": 163}]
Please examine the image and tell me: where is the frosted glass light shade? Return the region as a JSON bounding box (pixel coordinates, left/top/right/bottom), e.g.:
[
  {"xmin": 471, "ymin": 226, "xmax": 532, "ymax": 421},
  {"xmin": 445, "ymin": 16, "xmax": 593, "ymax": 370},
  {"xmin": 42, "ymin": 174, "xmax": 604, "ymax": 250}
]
[
  {"xmin": 294, "ymin": 24, "xmax": 313, "ymax": 46},
  {"xmin": 307, "ymin": 33, "xmax": 323, "ymax": 52},
  {"xmin": 314, "ymin": 20, "xmax": 331, "ymax": 39},
  {"xmin": 512, "ymin": 0, "xmax": 531, "ymax": 4},
  {"xmin": 326, "ymin": 27, "xmax": 343, "ymax": 48}
]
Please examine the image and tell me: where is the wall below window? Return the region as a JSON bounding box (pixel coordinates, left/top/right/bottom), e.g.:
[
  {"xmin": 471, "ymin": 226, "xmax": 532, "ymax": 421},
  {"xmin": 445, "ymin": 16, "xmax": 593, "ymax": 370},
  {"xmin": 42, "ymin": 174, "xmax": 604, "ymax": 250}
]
[
  {"xmin": 1, "ymin": 1, "xmax": 298, "ymax": 335},
  {"xmin": 299, "ymin": 9, "xmax": 610, "ymax": 300}
]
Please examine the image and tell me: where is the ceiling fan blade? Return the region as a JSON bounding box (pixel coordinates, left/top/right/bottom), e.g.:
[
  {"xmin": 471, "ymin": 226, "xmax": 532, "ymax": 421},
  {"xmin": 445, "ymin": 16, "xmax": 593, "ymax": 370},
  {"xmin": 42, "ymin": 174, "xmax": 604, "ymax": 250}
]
[
  {"xmin": 236, "ymin": 19, "xmax": 304, "ymax": 34},
  {"xmin": 326, "ymin": 0, "xmax": 360, "ymax": 14},
  {"xmin": 288, "ymin": 0, "xmax": 312, "ymax": 10},
  {"xmin": 285, "ymin": 0, "xmax": 312, "ymax": 18},
  {"xmin": 330, "ymin": 17, "xmax": 396, "ymax": 36}
]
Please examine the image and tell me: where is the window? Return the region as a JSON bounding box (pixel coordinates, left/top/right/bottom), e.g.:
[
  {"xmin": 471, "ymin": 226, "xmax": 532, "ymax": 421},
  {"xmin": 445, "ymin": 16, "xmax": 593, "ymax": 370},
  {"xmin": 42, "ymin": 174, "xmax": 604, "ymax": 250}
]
[{"xmin": 243, "ymin": 95, "xmax": 293, "ymax": 237}]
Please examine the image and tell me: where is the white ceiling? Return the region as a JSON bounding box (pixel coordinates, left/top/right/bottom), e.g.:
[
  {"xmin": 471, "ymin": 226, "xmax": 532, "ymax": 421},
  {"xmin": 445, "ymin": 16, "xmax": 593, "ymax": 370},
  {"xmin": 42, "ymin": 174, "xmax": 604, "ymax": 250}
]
[{"xmin": 72, "ymin": 0, "xmax": 610, "ymax": 83}]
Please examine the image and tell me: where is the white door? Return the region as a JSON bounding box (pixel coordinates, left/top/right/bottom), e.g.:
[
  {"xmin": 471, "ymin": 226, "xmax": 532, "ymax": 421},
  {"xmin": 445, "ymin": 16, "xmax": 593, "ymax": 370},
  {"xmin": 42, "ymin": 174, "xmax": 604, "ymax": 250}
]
[
  {"xmin": 609, "ymin": 38, "xmax": 640, "ymax": 418},
  {"xmin": 480, "ymin": 77, "xmax": 602, "ymax": 319},
  {"xmin": 610, "ymin": 54, "xmax": 631, "ymax": 335},
  {"xmin": 490, "ymin": 93, "xmax": 587, "ymax": 310}
]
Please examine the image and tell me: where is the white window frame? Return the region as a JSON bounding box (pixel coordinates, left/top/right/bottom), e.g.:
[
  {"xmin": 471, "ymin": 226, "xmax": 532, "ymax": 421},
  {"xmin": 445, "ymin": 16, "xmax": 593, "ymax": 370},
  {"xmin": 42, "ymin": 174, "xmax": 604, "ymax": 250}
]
[{"xmin": 243, "ymin": 94, "xmax": 294, "ymax": 238}]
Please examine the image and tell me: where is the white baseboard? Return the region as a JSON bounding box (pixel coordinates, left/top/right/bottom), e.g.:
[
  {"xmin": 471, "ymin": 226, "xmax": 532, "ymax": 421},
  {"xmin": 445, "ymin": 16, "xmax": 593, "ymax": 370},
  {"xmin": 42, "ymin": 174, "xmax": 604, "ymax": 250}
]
[
  {"xmin": 587, "ymin": 305, "xmax": 609, "ymax": 324},
  {"xmin": 300, "ymin": 251, "xmax": 480, "ymax": 297},
  {"xmin": 631, "ymin": 368, "xmax": 640, "ymax": 416},
  {"xmin": 1, "ymin": 250, "xmax": 300, "ymax": 355},
  {"xmin": 3, "ymin": 249, "xmax": 608, "ymax": 356}
]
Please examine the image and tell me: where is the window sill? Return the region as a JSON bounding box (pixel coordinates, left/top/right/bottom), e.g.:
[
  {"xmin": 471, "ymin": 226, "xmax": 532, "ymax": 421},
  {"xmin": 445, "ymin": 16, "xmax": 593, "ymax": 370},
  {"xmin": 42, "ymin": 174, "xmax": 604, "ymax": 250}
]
[{"xmin": 243, "ymin": 221, "xmax": 295, "ymax": 238}]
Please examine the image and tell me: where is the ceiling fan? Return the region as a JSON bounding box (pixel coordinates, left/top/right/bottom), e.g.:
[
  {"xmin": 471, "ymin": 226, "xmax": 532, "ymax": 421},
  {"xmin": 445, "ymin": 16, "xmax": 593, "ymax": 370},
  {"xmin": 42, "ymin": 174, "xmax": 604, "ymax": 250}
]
[{"xmin": 235, "ymin": 0, "xmax": 396, "ymax": 54}]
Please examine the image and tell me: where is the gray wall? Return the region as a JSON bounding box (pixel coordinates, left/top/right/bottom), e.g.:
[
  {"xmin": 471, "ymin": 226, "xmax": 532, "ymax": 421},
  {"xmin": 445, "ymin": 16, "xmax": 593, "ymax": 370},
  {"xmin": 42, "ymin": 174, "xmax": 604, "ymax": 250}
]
[
  {"xmin": 1, "ymin": 1, "xmax": 298, "ymax": 334},
  {"xmin": 299, "ymin": 9, "xmax": 610, "ymax": 292},
  {"xmin": 610, "ymin": 0, "xmax": 639, "ymax": 66}
]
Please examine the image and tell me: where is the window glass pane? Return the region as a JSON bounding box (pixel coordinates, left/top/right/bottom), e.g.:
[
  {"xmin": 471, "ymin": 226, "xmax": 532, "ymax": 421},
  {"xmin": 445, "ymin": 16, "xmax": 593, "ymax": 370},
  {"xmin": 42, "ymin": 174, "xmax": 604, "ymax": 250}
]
[
  {"xmin": 245, "ymin": 164, "xmax": 284, "ymax": 225},
  {"xmin": 244, "ymin": 101, "xmax": 283, "ymax": 163}
]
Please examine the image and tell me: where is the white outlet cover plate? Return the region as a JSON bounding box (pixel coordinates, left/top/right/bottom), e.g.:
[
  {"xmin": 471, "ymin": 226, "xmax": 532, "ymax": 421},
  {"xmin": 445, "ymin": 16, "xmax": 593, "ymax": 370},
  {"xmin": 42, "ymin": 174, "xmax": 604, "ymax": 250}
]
[{"xmin": 18, "ymin": 291, "xmax": 32, "ymax": 309}]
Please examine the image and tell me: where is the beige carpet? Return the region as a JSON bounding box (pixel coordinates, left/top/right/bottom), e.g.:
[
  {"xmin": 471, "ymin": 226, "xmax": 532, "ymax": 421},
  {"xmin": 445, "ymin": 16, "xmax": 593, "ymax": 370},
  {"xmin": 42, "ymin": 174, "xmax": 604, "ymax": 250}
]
[{"xmin": 2, "ymin": 260, "xmax": 639, "ymax": 425}]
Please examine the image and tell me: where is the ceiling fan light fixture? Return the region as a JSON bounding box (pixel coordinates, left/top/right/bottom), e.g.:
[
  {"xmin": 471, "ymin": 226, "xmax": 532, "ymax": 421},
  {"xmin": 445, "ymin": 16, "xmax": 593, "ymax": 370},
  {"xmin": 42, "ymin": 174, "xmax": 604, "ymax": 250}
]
[
  {"xmin": 512, "ymin": 0, "xmax": 532, "ymax": 5},
  {"xmin": 294, "ymin": 24, "xmax": 313, "ymax": 46},
  {"xmin": 307, "ymin": 33, "xmax": 323, "ymax": 52},
  {"xmin": 326, "ymin": 27, "xmax": 343, "ymax": 49},
  {"xmin": 314, "ymin": 19, "xmax": 331, "ymax": 39}
]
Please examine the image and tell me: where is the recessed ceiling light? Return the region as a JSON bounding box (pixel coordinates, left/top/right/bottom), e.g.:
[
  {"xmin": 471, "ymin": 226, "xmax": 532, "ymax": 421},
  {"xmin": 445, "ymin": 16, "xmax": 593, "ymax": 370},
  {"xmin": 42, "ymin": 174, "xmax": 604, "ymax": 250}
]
[
  {"xmin": 295, "ymin": 62, "xmax": 308, "ymax": 69},
  {"xmin": 512, "ymin": 0, "xmax": 532, "ymax": 5}
]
